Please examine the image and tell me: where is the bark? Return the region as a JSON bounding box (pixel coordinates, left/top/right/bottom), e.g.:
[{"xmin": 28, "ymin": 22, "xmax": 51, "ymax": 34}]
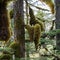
[
  {"xmin": 55, "ymin": 0, "xmax": 60, "ymax": 50},
  {"xmin": 14, "ymin": 0, "xmax": 25, "ymax": 58}
]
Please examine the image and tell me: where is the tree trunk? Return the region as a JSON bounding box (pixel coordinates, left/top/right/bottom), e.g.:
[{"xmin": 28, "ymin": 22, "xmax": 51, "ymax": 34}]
[
  {"xmin": 0, "ymin": 1, "xmax": 11, "ymax": 42},
  {"xmin": 55, "ymin": 0, "xmax": 60, "ymax": 50},
  {"xmin": 14, "ymin": 0, "xmax": 25, "ymax": 58}
]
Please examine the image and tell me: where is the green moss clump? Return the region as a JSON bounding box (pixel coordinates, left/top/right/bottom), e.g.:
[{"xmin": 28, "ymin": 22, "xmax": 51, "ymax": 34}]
[
  {"xmin": 29, "ymin": 7, "xmax": 44, "ymax": 31},
  {"xmin": 25, "ymin": 24, "xmax": 34, "ymax": 41},
  {"xmin": 35, "ymin": 20, "xmax": 44, "ymax": 31},
  {"xmin": 34, "ymin": 24, "xmax": 41, "ymax": 50},
  {"xmin": 25, "ymin": 24, "xmax": 41, "ymax": 50}
]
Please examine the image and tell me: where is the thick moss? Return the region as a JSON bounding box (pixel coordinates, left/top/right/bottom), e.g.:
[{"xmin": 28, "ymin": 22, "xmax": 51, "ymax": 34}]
[
  {"xmin": 35, "ymin": 20, "xmax": 44, "ymax": 31},
  {"xmin": 25, "ymin": 24, "xmax": 34, "ymax": 41},
  {"xmin": 34, "ymin": 24, "xmax": 41, "ymax": 50},
  {"xmin": 25, "ymin": 24, "xmax": 41, "ymax": 50},
  {"xmin": 29, "ymin": 7, "xmax": 44, "ymax": 31}
]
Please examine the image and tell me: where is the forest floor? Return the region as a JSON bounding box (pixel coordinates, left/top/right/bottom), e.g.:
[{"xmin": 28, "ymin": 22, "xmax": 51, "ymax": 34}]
[{"xmin": 25, "ymin": 42, "xmax": 55, "ymax": 60}]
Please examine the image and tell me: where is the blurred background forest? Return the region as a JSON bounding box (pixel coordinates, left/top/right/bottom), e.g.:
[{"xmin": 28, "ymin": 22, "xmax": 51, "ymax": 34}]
[{"xmin": 0, "ymin": 0, "xmax": 60, "ymax": 60}]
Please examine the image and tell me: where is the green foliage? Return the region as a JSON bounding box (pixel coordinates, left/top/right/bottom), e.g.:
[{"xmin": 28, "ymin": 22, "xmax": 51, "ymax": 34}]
[
  {"xmin": 0, "ymin": 47, "xmax": 14, "ymax": 54},
  {"xmin": 36, "ymin": 10, "xmax": 46, "ymax": 21},
  {"xmin": 40, "ymin": 38, "xmax": 56, "ymax": 45},
  {"xmin": 41, "ymin": 29, "xmax": 60, "ymax": 39},
  {"xmin": 9, "ymin": 42, "xmax": 21, "ymax": 58},
  {"xmin": 0, "ymin": 54, "xmax": 11, "ymax": 60}
]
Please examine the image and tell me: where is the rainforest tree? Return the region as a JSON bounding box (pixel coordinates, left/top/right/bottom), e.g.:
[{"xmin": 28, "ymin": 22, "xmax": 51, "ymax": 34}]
[{"xmin": 14, "ymin": 0, "xmax": 25, "ymax": 58}]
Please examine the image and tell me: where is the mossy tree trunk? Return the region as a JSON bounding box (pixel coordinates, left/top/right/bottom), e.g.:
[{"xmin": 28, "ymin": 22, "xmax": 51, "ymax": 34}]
[
  {"xmin": 14, "ymin": 0, "xmax": 25, "ymax": 58},
  {"xmin": 55, "ymin": 0, "xmax": 60, "ymax": 50},
  {"xmin": 0, "ymin": 1, "xmax": 11, "ymax": 42}
]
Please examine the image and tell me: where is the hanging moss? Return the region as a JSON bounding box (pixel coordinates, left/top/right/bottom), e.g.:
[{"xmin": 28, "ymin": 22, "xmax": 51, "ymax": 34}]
[
  {"xmin": 25, "ymin": 24, "xmax": 41, "ymax": 50},
  {"xmin": 40, "ymin": 0, "xmax": 54, "ymax": 14},
  {"xmin": 35, "ymin": 20, "xmax": 44, "ymax": 31},
  {"xmin": 34, "ymin": 24, "xmax": 41, "ymax": 50},
  {"xmin": 29, "ymin": 7, "xmax": 36, "ymax": 25},
  {"xmin": 25, "ymin": 24, "xmax": 34, "ymax": 42},
  {"xmin": 29, "ymin": 7, "xmax": 44, "ymax": 31}
]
